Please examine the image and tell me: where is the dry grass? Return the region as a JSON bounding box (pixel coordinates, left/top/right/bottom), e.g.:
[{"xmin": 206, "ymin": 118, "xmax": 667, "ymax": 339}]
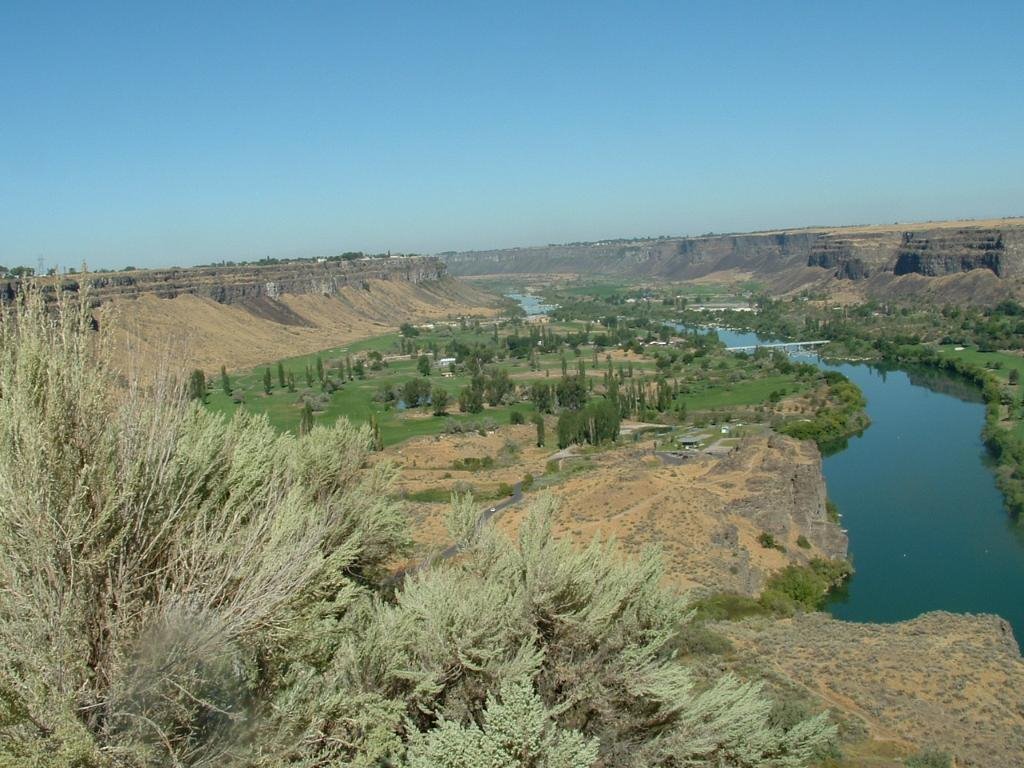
[
  {"xmin": 494, "ymin": 435, "xmax": 834, "ymax": 595},
  {"xmin": 394, "ymin": 430, "xmax": 842, "ymax": 596},
  {"xmin": 721, "ymin": 611, "xmax": 1024, "ymax": 768},
  {"xmin": 102, "ymin": 277, "xmax": 498, "ymax": 375}
]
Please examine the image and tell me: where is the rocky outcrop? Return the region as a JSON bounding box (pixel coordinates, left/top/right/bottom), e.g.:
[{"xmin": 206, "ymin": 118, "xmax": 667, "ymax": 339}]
[
  {"xmin": 4, "ymin": 256, "xmax": 448, "ymax": 308},
  {"xmin": 806, "ymin": 239, "xmax": 871, "ymax": 279},
  {"xmin": 724, "ymin": 434, "xmax": 848, "ymax": 562},
  {"xmin": 893, "ymin": 230, "xmax": 1006, "ymax": 277}
]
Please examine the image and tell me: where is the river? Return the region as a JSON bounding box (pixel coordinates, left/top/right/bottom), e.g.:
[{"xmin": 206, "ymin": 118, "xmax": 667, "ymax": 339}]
[
  {"xmin": 711, "ymin": 327, "xmax": 1024, "ymax": 636},
  {"xmin": 507, "ymin": 293, "xmax": 1024, "ymax": 636},
  {"xmin": 506, "ymin": 292, "xmax": 557, "ymax": 317}
]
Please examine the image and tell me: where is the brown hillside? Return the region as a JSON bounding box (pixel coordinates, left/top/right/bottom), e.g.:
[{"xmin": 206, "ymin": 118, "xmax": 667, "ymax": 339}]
[{"xmin": 103, "ymin": 276, "xmax": 497, "ymax": 375}]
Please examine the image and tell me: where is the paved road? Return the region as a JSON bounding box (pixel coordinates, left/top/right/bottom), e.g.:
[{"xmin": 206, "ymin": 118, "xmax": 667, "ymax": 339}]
[
  {"xmin": 390, "ymin": 481, "xmax": 524, "ymax": 584},
  {"xmin": 437, "ymin": 481, "xmax": 523, "ymax": 559}
]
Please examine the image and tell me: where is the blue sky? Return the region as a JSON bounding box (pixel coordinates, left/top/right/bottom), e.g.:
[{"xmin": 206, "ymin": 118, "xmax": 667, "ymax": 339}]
[{"xmin": 2, "ymin": 1, "xmax": 1022, "ymax": 270}]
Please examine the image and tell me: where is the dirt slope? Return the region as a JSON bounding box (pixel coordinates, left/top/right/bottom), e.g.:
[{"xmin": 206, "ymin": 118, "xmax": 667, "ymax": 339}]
[{"xmin": 103, "ymin": 277, "xmax": 497, "ymax": 374}]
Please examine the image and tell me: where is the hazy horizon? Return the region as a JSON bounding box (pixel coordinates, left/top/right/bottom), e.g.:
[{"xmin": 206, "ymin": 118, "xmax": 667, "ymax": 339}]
[{"xmin": 3, "ymin": 1, "xmax": 1022, "ymax": 271}]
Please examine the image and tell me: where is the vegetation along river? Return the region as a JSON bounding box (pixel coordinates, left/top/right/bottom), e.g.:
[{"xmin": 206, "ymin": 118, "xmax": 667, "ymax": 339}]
[
  {"xmin": 506, "ymin": 289, "xmax": 1024, "ymax": 636},
  {"xmin": 713, "ymin": 328, "xmax": 1024, "ymax": 637}
]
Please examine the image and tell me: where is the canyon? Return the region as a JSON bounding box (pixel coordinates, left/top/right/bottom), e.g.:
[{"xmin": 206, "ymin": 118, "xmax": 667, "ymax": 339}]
[{"xmin": 443, "ymin": 218, "xmax": 1024, "ymax": 303}]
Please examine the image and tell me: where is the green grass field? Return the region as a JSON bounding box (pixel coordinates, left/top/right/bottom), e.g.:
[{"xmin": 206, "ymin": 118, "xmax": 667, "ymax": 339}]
[
  {"xmin": 204, "ymin": 323, "xmax": 608, "ymax": 445},
  {"xmin": 681, "ymin": 374, "xmax": 805, "ymax": 411},
  {"xmin": 937, "ymin": 345, "xmax": 1024, "ymax": 382},
  {"xmin": 207, "ymin": 355, "xmax": 538, "ymax": 446},
  {"xmin": 202, "ymin": 317, "xmax": 814, "ymax": 447}
]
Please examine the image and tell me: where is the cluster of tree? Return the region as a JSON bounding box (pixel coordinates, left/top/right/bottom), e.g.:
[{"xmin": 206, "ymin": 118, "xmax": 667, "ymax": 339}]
[
  {"xmin": 0, "ymin": 265, "xmax": 36, "ymax": 278},
  {"xmin": 386, "ymin": 378, "xmax": 450, "ymax": 416},
  {"xmin": 458, "ymin": 367, "xmax": 515, "ymax": 414},
  {"xmin": 779, "ymin": 371, "xmax": 869, "ymax": 450},
  {"xmin": 401, "ymin": 377, "xmax": 431, "ymax": 408},
  {"xmin": 556, "ymin": 397, "xmax": 621, "ymax": 448}
]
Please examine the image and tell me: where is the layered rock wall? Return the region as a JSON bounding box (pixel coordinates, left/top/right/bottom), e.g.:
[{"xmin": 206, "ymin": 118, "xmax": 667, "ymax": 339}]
[
  {"xmin": 442, "ymin": 220, "xmax": 1024, "ymax": 301},
  {"xmin": 2, "ymin": 256, "xmax": 447, "ymax": 307}
]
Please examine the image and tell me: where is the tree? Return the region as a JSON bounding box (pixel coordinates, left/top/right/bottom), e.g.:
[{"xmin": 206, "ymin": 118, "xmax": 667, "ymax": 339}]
[
  {"xmin": 530, "ymin": 381, "xmax": 554, "ymax": 413},
  {"xmin": 557, "ymin": 398, "xmax": 619, "ymax": 448},
  {"xmin": 459, "ymin": 385, "xmax": 484, "ymax": 414},
  {"xmin": 299, "ymin": 401, "xmax": 315, "ymax": 435},
  {"xmin": 277, "ymin": 361, "xmax": 286, "ymax": 389},
  {"xmin": 432, "ymin": 386, "xmax": 450, "ymax": 416},
  {"xmin": 1011, "ymin": 368, "xmax": 1020, "ymax": 385},
  {"xmin": 187, "ymin": 369, "xmax": 207, "ymax": 401},
  {"xmin": 400, "ymin": 322, "xmax": 420, "ymax": 337},
  {"xmin": 402, "ymin": 378, "xmax": 429, "ymax": 408},
  {"xmin": 556, "ymin": 375, "xmax": 588, "ymax": 411},
  {"xmin": 418, "ymin": 355, "xmax": 432, "ymax": 376},
  {"xmin": 353, "ymin": 359, "xmax": 366, "ymax": 379},
  {"xmin": 305, "ymin": 363, "xmax": 314, "ymax": 387},
  {"xmin": 287, "ymin": 371, "xmax": 296, "ymax": 392},
  {"xmin": 484, "ymin": 366, "xmax": 513, "ymax": 406},
  {"xmin": 532, "ymin": 413, "xmax": 546, "ymax": 447},
  {"xmin": 263, "ymin": 367, "xmax": 273, "ymax": 394},
  {"xmin": 369, "ymin": 412, "xmax": 383, "ymax": 451},
  {"xmin": 316, "ymin": 355, "xmax": 325, "ymax": 383},
  {"xmin": 220, "ymin": 365, "xmax": 231, "ymax": 395}
]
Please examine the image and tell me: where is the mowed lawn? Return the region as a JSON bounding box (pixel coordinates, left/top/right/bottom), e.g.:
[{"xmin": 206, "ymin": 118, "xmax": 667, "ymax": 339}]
[
  {"xmin": 937, "ymin": 345, "xmax": 1024, "ymax": 382},
  {"xmin": 681, "ymin": 374, "xmax": 805, "ymax": 411}
]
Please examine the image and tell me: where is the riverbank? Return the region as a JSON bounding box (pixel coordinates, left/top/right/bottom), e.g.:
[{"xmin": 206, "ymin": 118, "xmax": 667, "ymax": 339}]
[{"xmin": 883, "ymin": 344, "xmax": 1024, "ymax": 517}]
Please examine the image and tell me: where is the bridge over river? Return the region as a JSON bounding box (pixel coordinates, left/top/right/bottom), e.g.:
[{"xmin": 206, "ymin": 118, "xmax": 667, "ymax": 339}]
[{"xmin": 725, "ymin": 339, "xmax": 830, "ymax": 352}]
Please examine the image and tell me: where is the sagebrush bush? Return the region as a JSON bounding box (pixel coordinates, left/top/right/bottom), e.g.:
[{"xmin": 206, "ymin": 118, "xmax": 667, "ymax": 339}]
[{"xmin": 0, "ymin": 290, "xmax": 408, "ymax": 765}]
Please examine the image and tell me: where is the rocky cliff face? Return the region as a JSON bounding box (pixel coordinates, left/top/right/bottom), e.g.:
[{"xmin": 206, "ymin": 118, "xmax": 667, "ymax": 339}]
[
  {"xmin": 806, "ymin": 238, "xmax": 873, "ymax": 279},
  {"xmin": 893, "ymin": 230, "xmax": 1007, "ymax": 277},
  {"xmin": 723, "ymin": 433, "xmax": 848, "ymax": 563},
  {"xmin": 442, "ymin": 219, "xmax": 1024, "ymax": 302},
  {"xmin": 3, "ymin": 257, "xmax": 447, "ymax": 307}
]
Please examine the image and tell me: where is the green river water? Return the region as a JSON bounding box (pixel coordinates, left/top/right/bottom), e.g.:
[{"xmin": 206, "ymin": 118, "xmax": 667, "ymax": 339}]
[{"xmin": 716, "ymin": 328, "xmax": 1024, "ymax": 637}]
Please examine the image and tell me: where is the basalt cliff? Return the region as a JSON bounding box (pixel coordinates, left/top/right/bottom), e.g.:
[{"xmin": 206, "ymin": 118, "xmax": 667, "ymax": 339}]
[
  {"xmin": 443, "ymin": 218, "xmax": 1024, "ymax": 304},
  {"xmin": 2, "ymin": 256, "xmax": 447, "ymax": 306},
  {"xmin": 2, "ymin": 257, "xmax": 496, "ymax": 374}
]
